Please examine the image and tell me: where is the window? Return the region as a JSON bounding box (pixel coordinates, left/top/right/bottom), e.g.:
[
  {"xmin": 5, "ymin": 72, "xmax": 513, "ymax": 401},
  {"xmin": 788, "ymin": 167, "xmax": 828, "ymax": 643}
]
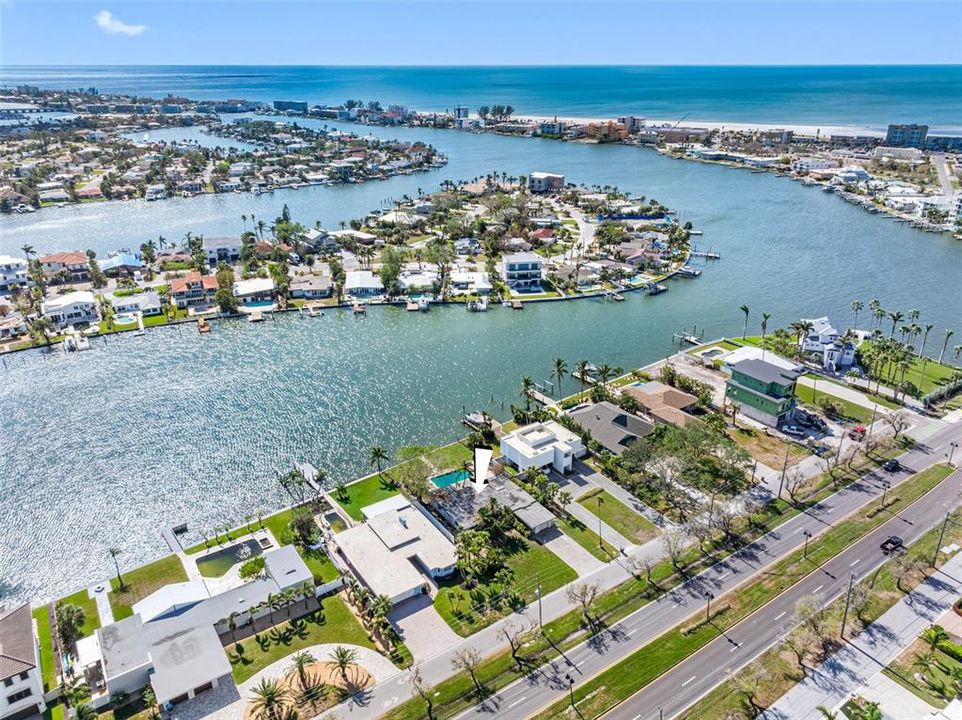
[
  {"xmin": 7, "ymin": 688, "xmax": 32, "ymax": 703},
  {"xmin": 2, "ymin": 679, "xmax": 11, "ymax": 688},
  {"xmin": 18, "ymin": 673, "xmax": 27, "ymax": 681}
]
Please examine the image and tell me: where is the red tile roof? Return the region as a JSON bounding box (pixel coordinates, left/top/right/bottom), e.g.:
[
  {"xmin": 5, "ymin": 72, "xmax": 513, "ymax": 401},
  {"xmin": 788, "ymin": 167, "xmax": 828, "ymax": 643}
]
[{"xmin": 40, "ymin": 251, "xmax": 87, "ymax": 265}]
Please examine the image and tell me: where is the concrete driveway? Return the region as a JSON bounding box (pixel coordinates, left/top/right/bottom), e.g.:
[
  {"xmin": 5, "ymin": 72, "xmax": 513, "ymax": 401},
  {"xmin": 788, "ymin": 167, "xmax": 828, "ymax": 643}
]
[{"xmin": 389, "ymin": 593, "xmax": 462, "ymax": 660}]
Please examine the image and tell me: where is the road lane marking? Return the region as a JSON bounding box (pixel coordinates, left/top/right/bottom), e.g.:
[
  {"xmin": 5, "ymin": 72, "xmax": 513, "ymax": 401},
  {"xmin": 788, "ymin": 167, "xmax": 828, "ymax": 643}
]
[
  {"xmin": 576, "ymin": 661, "xmax": 585, "ymax": 668},
  {"xmin": 718, "ymin": 572, "xmax": 729, "ymax": 580},
  {"xmin": 813, "ymin": 584, "xmax": 824, "ymax": 593},
  {"xmin": 850, "ymin": 558, "xmax": 861, "ymax": 567},
  {"xmin": 508, "ymin": 697, "xmax": 526, "ymax": 709},
  {"xmin": 774, "ymin": 611, "xmax": 786, "ymax": 621},
  {"xmin": 681, "ymin": 675, "xmax": 697, "ymax": 687},
  {"xmin": 730, "ymin": 644, "xmax": 740, "ymax": 652}
]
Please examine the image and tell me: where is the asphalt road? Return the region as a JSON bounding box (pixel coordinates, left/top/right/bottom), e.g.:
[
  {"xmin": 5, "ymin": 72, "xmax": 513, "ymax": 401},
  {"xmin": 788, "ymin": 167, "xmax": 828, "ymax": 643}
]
[
  {"xmin": 447, "ymin": 421, "xmax": 962, "ymax": 720},
  {"xmin": 607, "ymin": 466, "xmax": 962, "ymax": 720}
]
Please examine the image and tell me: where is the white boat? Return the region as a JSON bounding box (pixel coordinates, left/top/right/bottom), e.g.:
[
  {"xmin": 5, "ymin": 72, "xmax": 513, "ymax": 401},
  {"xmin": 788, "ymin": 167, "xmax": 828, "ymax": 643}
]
[
  {"xmin": 467, "ymin": 298, "xmax": 488, "ymax": 312},
  {"xmin": 75, "ymin": 335, "xmax": 91, "ymax": 351},
  {"xmin": 63, "ymin": 336, "xmax": 77, "ymax": 352},
  {"xmin": 417, "ymin": 297, "xmax": 430, "ymax": 312}
]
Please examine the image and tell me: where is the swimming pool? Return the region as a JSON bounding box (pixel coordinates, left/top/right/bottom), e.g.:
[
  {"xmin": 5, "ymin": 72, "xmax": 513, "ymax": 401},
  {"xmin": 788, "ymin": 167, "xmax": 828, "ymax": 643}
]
[
  {"xmin": 431, "ymin": 469, "xmax": 471, "ymax": 488},
  {"xmin": 195, "ymin": 538, "xmax": 264, "ymax": 578},
  {"xmin": 113, "ymin": 313, "xmax": 138, "ymax": 325}
]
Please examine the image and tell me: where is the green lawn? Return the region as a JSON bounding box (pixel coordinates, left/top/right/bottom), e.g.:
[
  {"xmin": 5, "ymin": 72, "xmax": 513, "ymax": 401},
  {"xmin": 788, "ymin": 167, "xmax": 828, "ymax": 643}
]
[
  {"xmin": 333, "ymin": 474, "xmax": 401, "ymax": 521},
  {"xmin": 109, "ymin": 555, "xmax": 188, "ymax": 621},
  {"xmin": 32, "ymin": 605, "xmax": 56, "ymax": 691},
  {"xmin": 226, "ymin": 594, "xmax": 375, "ymax": 683},
  {"xmin": 530, "ymin": 463, "xmax": 955, "ymax": 720},
  {"xmin": 804, "ymin": 374, "xmax": 900, "ymax": 411},
  {"xmin": 577, "ymin": 488, "xmax": 659, "ymax": 543},
  {"xmin": 557, "ymin": 516, "xmax": 618, "ymax": 562},
  {"xmin": 796, "ymin": 383, "xmax": 878, "ymax": 424},
  {"xmin": 860, "ymin": 342, "xmax": 959, "ymax": 397},
  {"xmin": 57, "ymin": 589, "xmax": 101, "ymax": 638},
  {"xmin": 434, "ymin": 534, "xmax": 577, "ymax": 636},
  {"xmin": 687, "ymin": 339, "xmax": 739, "ymax": 355},
  {"xmin": 301, "ymin": 547, "xmax": 340, "ymax": 584}
]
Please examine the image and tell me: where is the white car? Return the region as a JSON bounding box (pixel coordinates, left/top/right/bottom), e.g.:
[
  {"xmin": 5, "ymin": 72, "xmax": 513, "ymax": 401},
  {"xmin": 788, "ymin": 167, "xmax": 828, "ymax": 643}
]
[{"xmin": 782, "ymin": 425, "xmax": 805, "ymax": 438}]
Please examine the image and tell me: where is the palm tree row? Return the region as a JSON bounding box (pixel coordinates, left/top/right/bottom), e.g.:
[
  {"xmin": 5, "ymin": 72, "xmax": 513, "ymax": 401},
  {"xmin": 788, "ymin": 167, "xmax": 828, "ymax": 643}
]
[{"xmin": 221, "ymin": 580, "xmax": 315, "ymax": 641}]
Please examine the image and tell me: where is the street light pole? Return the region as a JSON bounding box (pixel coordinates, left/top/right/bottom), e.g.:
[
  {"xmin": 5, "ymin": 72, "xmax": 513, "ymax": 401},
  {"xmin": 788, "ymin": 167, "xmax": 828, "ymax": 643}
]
[
  {"xmin": 803, "ymin": 530, "xmax": 812, "ymax": 559},
  {"xmin": 565, "ymin": 673, "xmax": 575, "ymax": 710},
  {"xmin": 948, "ymin": 441, "xmax": 959, "ymax": 467},
  {"xmin": 881, "ymin": 480, "xmax": 890, "ymax": 508},
  {"xmin": 597, "ymin": 495, "xmax": 604, "ymax": 549},
  {"xmin": 933, "ymin": 512, "xmax": 951, "ymax": 567},
  {"xmin": 706, "ymin": 592, "xmax": 714, "ymax": 621},
  {"xmin": 536, "ymin": 582, "xmax": 543, "ymax": 628},
  {"xmin": 840, "ymin": 573, "xmax": 855, "ymax": 639},
  {"xmin": 867, "ymin": 403, "xmax": 878, "ymax": 438},
  {"xmin": 778, "ymin": 446, "xmax": 790, "ymax": 500}
]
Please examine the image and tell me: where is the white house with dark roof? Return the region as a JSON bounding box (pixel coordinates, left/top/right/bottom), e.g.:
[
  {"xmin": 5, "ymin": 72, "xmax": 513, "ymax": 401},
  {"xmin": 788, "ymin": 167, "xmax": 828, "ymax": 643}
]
[
  {"xmin": 201, "ymin": 236, "xmax": 242, "ymax": 265},
  {"xmin": 500, "ymin": 252, "xmax": 542, "ymax": 292},
  {"xmin": 800, "ymin": 316, "xmax": 856, "ymax": 372},
  {"xmin": 0, "ymin": 604, "xmax": 45, "ymax": 720}
]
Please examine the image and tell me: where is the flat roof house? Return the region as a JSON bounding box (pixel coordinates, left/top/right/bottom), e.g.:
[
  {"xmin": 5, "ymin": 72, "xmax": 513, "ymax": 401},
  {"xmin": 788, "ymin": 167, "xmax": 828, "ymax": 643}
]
[
  {"xmin": 0, "ymin": 255, "xmax": 28, "ymax": 293},
  {"xmin": 344, "ymin": 270, "xmax": 384, "ymax": 297},
  {"xmin": 232, "ymin": 277, "xmax": 275, "ymax": 305},
  {"xmin": 500, "ymin": 420, "xmax": 585, "ymax": 474},
  {"xmin": 500, "ymin": 252, "xmax": 542, "ymax": 293},
  {"xmin": 333, "ymin": 496, "xmax": 456, "ymax": 605},
  {"xmin": 169, "ymin": 272, "xmax": 218, "ymax": 308},
  {"xmin": 41, "ymin": 290, "xmax": 99, "ymax": 329},
  {"xmin": 0, "ymin": 604, "xmax": 46, "ymax": 720},
  {"xmin": 528, "ymin": 172, "xmax": 565, "ymax": 193},
  {"xmin": 290, "ymin": 275, "xmax": 333, "ymax": 299},
  {"xmin": 110, "ymin": 290, "xmax": 163, "ymax": 317},
  {"xmin": 725, "ymin": 359, "xmax": 800, "ymax": 428},
  {"xmin": 569, "ymin": 400, "xmax": 654, "ymax": 456},
  {"xmin": 201, "ymin": 236, "xmax": 242, "ymax": 266},
  {"xmin": 433, "ymin": 475, "xmax": 557, "ymax": 535}
]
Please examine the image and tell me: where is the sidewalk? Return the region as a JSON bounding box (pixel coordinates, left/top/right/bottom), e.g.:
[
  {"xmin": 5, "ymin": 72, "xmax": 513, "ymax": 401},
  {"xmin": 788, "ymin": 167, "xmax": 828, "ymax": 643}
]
[{"xmin": 762, "ymin": 551, "xmax": 962, "ymax": 719}]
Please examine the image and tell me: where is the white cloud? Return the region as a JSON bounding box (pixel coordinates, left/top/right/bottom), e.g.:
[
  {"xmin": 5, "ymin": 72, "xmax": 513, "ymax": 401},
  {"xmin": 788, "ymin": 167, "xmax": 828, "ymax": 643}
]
[{"xmin": 95, "ymin": 10, "xmax": 147, "ymax": 36}]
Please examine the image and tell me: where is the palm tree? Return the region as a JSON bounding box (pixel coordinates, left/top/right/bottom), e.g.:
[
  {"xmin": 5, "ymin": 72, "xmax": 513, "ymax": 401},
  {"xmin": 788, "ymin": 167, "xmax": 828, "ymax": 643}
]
[
  {"xmin": 790, "ymin": 320, "xmax": 814, "ymax": 359},
  {"xmin": 816, "ymin": 708, "xmax": 838, "ymax": 720},
  {"xmin": 919, "ymin": 323, "xmax": 934, "ymax": 358},
  {"xmin": 331, "ymin": 646, "xmax": 357, "ymax": 687},
  {"xmin": 287, "ymin": 650, "xmax": 316, "ymax": 692},
  {"xmin": 249, "ymin": 678, "xmax": 291, "ymax": 720},
  {"xmin": 74, "ymin": 705, "xmax": 97, "ymax": 720},
  {"xmin": 887, "ymin": 310, "xmax": 904, "ymax": 337},
  {"xmin": 574, "ymin": 359, "xmax": 590, "ymax": 396},
  {"xmin": 851, "ymin": 299, "xmax": 863, "ymax": 331},
  {"xmin": 850, "ymin": 701, "xmax": 883, "ymax": 720},
  {"xmin": 596, "ymin": 363, "xmax": 614, "ymax": 387},
  {"xmin": 369, "ymin": 445, "xmax": 390, "ymax": 475},
  {"xmin": 739, "ymin": 304, "xmax": 750, "ymax": 339},
  {"xmin": 21, "ymin": 244, "xmax": 34, "ymax": 262},
  {"xmin": 939, "ymin": 329, "xmax": 955, "ymax": 365},
  {"xmin": 108, "ymin": 547, "xmax": 125, "ymax": 591},
  {"xmin": 551, "ymin": 358, "xmax": 567, "ymax": 397},
  {"xmin": 520, "ymin": 375, "xmax": 534, "ymax": 410}
]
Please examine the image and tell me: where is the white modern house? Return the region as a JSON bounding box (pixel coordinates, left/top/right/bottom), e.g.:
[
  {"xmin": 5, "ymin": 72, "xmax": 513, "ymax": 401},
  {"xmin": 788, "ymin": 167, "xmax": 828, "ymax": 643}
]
[
  {"xmin": 448, "ymin": 269, "xmax": 492, "ymax": 296},
  {"xmin": 202, "ymin": 236, "xmax": 242, "ymax": 265},
  {"xmin": 110, "ymin": 291, "xmax": 163, "ymax": 317},
  {"xmin": 500, "ymin": 252, "xmax": 542, "ymax": 292},
  {"xmin": 0, "ymin": 255, "xmax": 28, "ymax": 293},
  {"xmin": 0, "ymin": 604, "xmax": 46, "ymax": 720},
  {"xmin": 41, "ymin": 290, "xmax": 100, "ymax": 329},
  {"xmin": 232, "ymin": 277, "xmax": 275, "ymax": 305},
  {"xmin": 333, "ymin": 495, "xmax": 456, "ymax": 605},
  {"xmin": 800, "ymin": 316, "xmax": 856, "ymax": 372},
  {"xmin": 500, "ymin": 420, "xmax": 585, "ymax": 474},
  {"xmin": 528, "ymin": 172, "xmax": 565, "ymax": 193}
]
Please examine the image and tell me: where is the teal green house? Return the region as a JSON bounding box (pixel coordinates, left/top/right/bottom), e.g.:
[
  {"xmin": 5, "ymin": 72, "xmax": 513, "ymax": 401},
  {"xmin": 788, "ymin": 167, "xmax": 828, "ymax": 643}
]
[{"xmin": 725, "ymin": 358, "xmax": 800, "ymax": 428}]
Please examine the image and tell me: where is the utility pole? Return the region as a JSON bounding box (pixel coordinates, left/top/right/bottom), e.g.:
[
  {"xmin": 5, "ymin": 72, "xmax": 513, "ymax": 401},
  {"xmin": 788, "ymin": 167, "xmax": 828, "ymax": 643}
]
[
  {"xmin": 867, "ymin": 403, "xmax": 878, "ymax": 438},
  {"xmin": 565, "ymin": 673, "xmax": 575, "ymax": 710},
  {"xmin": 778, "ymin": 446, "xmax": 790, "ymax": 500},
  {"xmin": 803, "ymin": 530, "xmax": 812, "ymax": 559},
  {"xmin": 948, "ymin": 441, "xmax": 959, "ymax": 467},
  {"xmin": 536, "ymin": 582, "xmax": 543, "ymax": 628},
  {"xmin": 706, "ymin": 592, "xmax": 714, "ymax": 621},
  {"xmin": 597, "ymin": 495, "xmax": 604, "ymax": 549},
  {"xmin": 881, "ymin": 480, "xmax": 890, "ymax": 508},
  {"xmin": 840, "ymin": 573, "xmax": 855, "ymax": 639},
  {"xmin": 933, "ymin": 512, "xmax": 951, "ymax": 567}
]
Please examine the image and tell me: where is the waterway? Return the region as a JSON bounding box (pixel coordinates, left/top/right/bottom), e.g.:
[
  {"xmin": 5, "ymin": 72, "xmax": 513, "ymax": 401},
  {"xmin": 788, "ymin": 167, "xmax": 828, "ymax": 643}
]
[{"xmin": 2, "ymin": 117, "xmax": 961, "ymax": 605}]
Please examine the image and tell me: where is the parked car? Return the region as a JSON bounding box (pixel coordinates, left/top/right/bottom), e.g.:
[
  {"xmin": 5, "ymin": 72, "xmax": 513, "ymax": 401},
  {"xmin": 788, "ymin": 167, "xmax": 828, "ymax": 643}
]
[
  {"xmin": 782, "ymin": 424, "xmax": 805, "ymax": 438},
  {"xmin": 880, "ymin": 535, "xmax": 903, "ymax": 555},
  {"xmin": 847, "ymin": 426, "xmax": 867, "ymax": 441},
  {"xmin": 883, "ymin": 459, "xmax": 901, "ymax": 472}
]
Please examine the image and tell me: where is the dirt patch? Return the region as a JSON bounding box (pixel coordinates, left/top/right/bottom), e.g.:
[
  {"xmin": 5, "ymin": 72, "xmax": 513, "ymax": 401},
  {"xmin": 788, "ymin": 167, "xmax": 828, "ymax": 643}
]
[
  {"xmin": 729, "ymin": 427, "xmax": 807, "ymax": 468},
  {"xmin": 243, "ymin": 662, "xmax": 373, "ymax": 719}
]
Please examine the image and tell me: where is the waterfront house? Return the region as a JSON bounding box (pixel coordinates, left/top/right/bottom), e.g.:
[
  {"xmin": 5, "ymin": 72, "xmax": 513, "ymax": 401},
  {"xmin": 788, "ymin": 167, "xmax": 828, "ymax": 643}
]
[
  {"xmin": 623, "ymin": 381, "xmax": 700, "ymax": 428},
  {"xmin": 110, "ymin": 291, "xmax": 163, "ymax": 317},
  {"xmin": 500, "ymin": 421, "xmax": 585, "ymax": 474},
  {"xmin": 202, "ymin": 236, "xmax": 241, "ymax": 265},
  {"xmin": 433, "ymin": 474, "xmax": 557, "ymax": 535},
  {"xmin": 303, "ymin": 227, "xmax": 339, "ymax": 254},
  {"xmin": 0, "ymin": 604, "xmax": 46, "ymax": 720},
  {"xmin": 99, "ymin": 253, "xmax": 142, "ymax": 277},
  {"xmin": 344, "ymin": 270, "xmax": 384, "ymax": 297},
  {"xmin": 0, "ymin": 255, "xmax": 28, "ymax": 293},
  {"xmin": 448, "ymin": 269, "xmax": 492, "ymax": 296},
  {"xmin": 41, "ymin": 290, "xmax": 99, "ymax": 329},
  {"xmin": 332, "ymin": 495, "xmax": 456, "ymax": 605},
  {"xmin": 454, "ymin": 238, "xmax": 480, "ymax": 255},
  {"xmin": 500, "ymin": 252, "xmax": 542, "ymax": 292},
  {"xmin": 232, "ymin": 277, "xmax": 275, "ymax": 305},
  {"xmin": 0, "ymin": 312, "xmax": 27, "ymax": 339},
  {"xmin": 290, "ymin": 275, "xmax": 333, "ymax": 299},
  {"xmin": 569, "ymin": 400, "xmax": 654, "ymax": 456},
  {"xmin": 40, "ymin": 251, "xmax": 89, "ymax": 283},
  {"xmin": 528, "ymin": 172, "xmax": 565, "ymax": 193},
  {"xmin": 169, "ymin": 272, "xmax": 218, "ymax": 308},
  {"xmin": 725, "ymin": 359, "xmax": 800, "ymax": 428},
  {"xmin": 799, "ymin": 317, "xmax": 856, "ymax": 372}
]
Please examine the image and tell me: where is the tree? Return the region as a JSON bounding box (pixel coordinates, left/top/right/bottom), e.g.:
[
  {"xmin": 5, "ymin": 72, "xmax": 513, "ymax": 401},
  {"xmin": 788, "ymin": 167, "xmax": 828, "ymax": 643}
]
[
  {"xmin": 551, "ymin": 357, "xmax": 567, "ymax": 397},
  {"xmin": 920, "ymin": 624, "xmax": 948, "ymax": 651},
  {"xmin": 451, "ymin": 647, "xmax": 484, "ymax": 696},
  {"xmin": 851, "ymin": 299, "xmax": 863, "ymax": 331},
  {"xmin": 566, "ymin": 582, "xmax": 600, "ymax": 626},
  {"xmin": 574, "ymin": 359, "xmax": 590, "ymax": 395},
  {"xmin": 410, "ymin": 665, "xmax": 435, "ymax": 720},
  {"xmin": 55, "ymin": 602, "xmax": 86, "ymax": 646},
  {"xmin": 739, "ymin": 304, "xmax": 750, "ymax": 339},
  {"xmin": 369, "ymin": 445, "xmax": 390, "ymax": 475},
  {"xmin": 215, "ymin": 286, "xmax": 238, "ymax": 313},
  {"xmin": 520, "ymin": 375, "xmax": 534, "ymax": 410},
  {"xmin": 729, "ymin": 665, "xmax": 765, "ymax": 715},
  {"xmin": 663, "ymin": 530, "xmax": 687, "ymax": 570},
  {"xmin": 74, "ymin": 705, "xmax": 97, "ymax": 720},
  {"xmin": 331, "ymin": 645, "xmax": 357, "ymax": 687},
  {"xmin": 784, "ymin": 626, "xmax": 815, "ymax": 673},
  {"xmin": 249, "ymin": 678, "xmax": 291, "ymax": 720},
  {"xmin": 499, "ymin": 620, "xmax": 532, "ymax": 671},
  {"xmin": 287, "ymin": 650, "xmax": 316, "ymax": 692},
  {"xmin": 884, "ymin": 410, "xmax": 910, "ymax": 439},
  {"xmin": 108, "ymin": 546, "xmax": 125, "ymax": 591},
  {"xmin": 794, "ymin": 594, "xmax": 827, "ymax": 641},
  {"xmin": 940, "ymin": 329, "xmax": 955, "ymax": 365},
  {"xmin": 289, "ymin": 507, "xmax": 317, "ymax": 545}
]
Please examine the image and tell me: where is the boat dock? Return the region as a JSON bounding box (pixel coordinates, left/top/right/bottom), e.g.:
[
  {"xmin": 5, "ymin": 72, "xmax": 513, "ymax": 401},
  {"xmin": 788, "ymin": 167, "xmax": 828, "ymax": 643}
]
[
  {"xmin": 197, "ymin": 317, "xmax": 211, "ymax": 334},
  {"xmin": 604, "ymin": 290, "xmax": 625, "ymax": 301},
  {"xmin": 690, "ymin": 250, "xmax": 721, "ymax": 259},
  {"xmin": 673, "ymin": 325, "xmax": 705, "ymax": 345},
  {"xmin": 294, "ymin": 461, "xmax": 323, "ymax": 493}
]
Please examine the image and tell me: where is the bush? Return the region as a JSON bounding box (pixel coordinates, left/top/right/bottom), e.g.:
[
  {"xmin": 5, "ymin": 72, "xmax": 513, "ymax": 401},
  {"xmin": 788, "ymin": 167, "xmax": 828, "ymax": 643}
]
[{"xmin": 238, "ymin": 556, "xmax": 266, "ymax": 580}]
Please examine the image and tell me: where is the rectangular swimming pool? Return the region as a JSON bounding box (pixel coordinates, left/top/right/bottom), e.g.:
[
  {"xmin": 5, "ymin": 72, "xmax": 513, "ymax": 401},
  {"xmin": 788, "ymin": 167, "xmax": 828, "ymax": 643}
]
[
  {"xmin": 431, "ymin": 469, "xmax": 471, "ymax": 488},
  {"xmin": 195, "ymin": 538, "xmax": 264, "ymax": 578}
]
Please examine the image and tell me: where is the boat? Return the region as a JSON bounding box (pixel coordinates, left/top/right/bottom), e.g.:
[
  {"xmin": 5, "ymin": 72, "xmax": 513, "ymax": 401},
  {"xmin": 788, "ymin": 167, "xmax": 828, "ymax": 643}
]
[
  {"xmin": 417, "ymin": 297, "xmax": 430, "ymax": 312},
  {"xmin": 467, "ymin": 298, "xmax": 488, "ymax": 312},
  {"xmin": 406, "ymin": 301, "xmax": 419, "ymax": 312},
  {"xmin": 688, "ymin": 229, "xmax": 703, "ymax": 235},
  {"xmin": 353, "ymin": 301, "xmax": 367, "ymax": 315},
  {"xmin": 75, "ymin": 335, "xmax": 91, "ymax": 351},
  {"xmin": 464, "ymin": 411, "xmax": 488, "ymax": 429},
  {"xmin": 677, "ymin": 266, "xmax": 702, "ymax": 278},
  {"xmin": 248, "ymin": 310, "xmax": 264, "ymax": 323},
  {"xmin": 197, "ymin": 317, "xmax": 211, "ymax": 334},
  {"xmin": 63, "ymin": 336, "xmax": 77, "ymax": 352},
  {"xmin": 647, "ymin": 283, "xmax": 669, "ymax": 295},
  {"xmin": 604, "ymin": 290, "xmax": 625, "ymax": 301}
]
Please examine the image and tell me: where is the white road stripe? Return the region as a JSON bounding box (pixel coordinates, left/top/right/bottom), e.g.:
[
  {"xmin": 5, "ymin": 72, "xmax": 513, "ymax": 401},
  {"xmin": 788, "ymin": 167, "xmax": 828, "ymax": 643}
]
[
  {"xmin": 508, "ymin": 697, "xmax": 526, "ymax": 709},
  {"xmin": 774, "ymin": 611, "xmax": 786, "ymax": 621},
  {"xmin": 681, "ymin": 675, "xmax": 697, "ymax": 687},
  {"xmin": 850, "ymin": 558, "xmax": 861, "ymax": 567},
  {"xmin": 730, "ymin": 644, "xmax": 740, "ymax": 653},
  {"xmin": 813, "ymin": 584, "xmax": 824, "ymax": 593},
  {"xmin": 718, "ymin": 572, "xmax": 729, "ymax": 580}
]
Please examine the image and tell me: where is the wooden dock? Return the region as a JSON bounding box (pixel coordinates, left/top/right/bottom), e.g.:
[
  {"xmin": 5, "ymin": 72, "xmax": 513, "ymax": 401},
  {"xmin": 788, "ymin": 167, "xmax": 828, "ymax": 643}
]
[
  {"xmin": 294, "ymin": 461, "xmax": 322, "ymax": 493},
  {"xmin": 690, "ymin": 250, "xmax": 721, "ymax": 259}
]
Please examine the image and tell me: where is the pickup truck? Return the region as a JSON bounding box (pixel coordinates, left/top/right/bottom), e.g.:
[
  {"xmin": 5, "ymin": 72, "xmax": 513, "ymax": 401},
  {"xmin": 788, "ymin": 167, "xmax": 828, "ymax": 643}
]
[{"xmin": 880, "ymin": 536, "xmax": 904, "ymax": 555}]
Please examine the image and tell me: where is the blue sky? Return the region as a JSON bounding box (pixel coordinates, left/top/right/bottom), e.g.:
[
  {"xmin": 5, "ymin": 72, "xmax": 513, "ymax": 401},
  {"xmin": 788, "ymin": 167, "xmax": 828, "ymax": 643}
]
[{"xmin": 2, "ymin": 1, "xmax": 961, "ymax": 66}]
